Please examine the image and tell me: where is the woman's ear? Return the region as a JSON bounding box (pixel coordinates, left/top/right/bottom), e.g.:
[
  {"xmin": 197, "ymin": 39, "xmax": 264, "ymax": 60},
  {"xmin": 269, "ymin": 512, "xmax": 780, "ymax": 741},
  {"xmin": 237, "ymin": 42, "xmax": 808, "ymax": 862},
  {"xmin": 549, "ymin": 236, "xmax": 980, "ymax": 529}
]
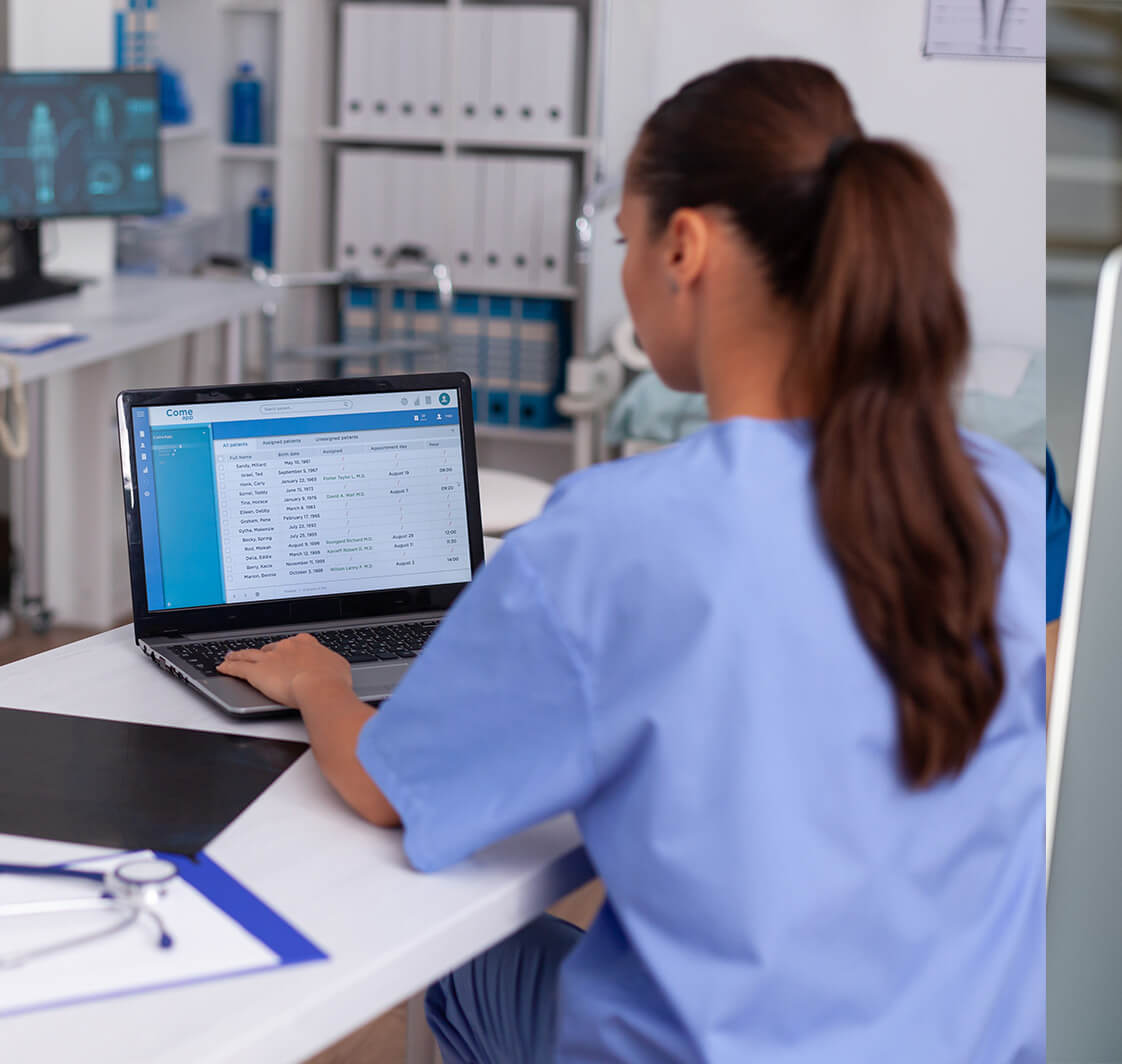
[{"xmin": 664, "ymin": 207, "xmax": 709, "ymax": 290}]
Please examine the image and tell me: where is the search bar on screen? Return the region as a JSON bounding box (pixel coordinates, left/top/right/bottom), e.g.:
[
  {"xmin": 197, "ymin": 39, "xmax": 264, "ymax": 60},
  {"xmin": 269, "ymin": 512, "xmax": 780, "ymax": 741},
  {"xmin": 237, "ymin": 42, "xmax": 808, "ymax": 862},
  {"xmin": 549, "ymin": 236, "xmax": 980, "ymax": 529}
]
[{"xmin": 260, "ymin": 401, "xmax": 355, "ymax": 415}]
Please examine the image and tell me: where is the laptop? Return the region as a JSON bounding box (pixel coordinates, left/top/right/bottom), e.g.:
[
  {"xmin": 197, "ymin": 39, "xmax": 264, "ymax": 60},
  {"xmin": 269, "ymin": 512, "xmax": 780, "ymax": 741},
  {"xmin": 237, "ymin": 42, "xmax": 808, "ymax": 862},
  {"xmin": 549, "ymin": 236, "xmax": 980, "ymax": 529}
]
[{"xmin": 117, "ymin": 373, "xmax": 485, "ymax": 717}]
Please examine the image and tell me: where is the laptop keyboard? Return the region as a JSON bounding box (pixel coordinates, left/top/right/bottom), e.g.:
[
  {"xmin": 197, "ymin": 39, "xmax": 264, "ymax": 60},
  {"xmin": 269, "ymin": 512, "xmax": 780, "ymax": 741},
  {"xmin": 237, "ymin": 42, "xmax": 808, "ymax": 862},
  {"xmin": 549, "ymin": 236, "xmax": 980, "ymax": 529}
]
[{"xmin": 171, "ymin": 620, "xmax": 440, "ymax": 676}]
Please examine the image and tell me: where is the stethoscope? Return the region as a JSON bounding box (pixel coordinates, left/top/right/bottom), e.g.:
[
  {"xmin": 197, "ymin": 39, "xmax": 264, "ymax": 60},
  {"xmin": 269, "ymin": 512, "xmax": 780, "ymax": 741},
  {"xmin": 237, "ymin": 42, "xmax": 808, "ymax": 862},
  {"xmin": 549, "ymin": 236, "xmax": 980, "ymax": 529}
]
[{"xmin": 0, "ymin": 857, "xmax": 179, "ymax": 969}]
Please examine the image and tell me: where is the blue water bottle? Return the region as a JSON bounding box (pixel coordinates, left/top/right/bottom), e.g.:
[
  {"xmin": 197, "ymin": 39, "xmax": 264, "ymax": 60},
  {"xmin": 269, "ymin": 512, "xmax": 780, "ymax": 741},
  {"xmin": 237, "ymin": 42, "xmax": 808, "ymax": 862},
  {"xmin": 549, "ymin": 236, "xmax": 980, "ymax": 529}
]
[
  {"xmin": 230, "ymin": 62, "xmax": 262, "ymax": 144},
  {"xmin": 249, "ymin": 187, "xmax": 274, "ymax": 268}
]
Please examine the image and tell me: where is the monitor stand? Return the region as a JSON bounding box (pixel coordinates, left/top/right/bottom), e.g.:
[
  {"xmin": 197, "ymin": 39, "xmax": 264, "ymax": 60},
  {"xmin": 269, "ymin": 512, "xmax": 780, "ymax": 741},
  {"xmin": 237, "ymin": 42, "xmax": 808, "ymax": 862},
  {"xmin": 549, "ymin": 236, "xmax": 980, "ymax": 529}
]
[{"xmin": 0, "ymin": 222, "xmax": 81, "ymax": 310}]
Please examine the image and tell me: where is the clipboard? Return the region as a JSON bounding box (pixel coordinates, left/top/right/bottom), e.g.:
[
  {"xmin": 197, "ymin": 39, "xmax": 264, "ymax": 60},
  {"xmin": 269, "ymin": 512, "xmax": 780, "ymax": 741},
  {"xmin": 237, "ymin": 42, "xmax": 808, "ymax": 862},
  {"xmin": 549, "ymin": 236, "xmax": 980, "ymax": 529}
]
[{"xmin": 0, "ymin": 844, "xmax": 327, "ymax": 1018}]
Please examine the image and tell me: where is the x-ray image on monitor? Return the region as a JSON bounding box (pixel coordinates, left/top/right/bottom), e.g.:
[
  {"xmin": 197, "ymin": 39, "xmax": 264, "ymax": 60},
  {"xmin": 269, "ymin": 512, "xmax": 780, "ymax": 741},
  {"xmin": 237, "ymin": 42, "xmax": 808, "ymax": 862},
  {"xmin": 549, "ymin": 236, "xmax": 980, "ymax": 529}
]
[{"xmin": 0, "ymin": 71, "xmax": 161, "ymax": 220}]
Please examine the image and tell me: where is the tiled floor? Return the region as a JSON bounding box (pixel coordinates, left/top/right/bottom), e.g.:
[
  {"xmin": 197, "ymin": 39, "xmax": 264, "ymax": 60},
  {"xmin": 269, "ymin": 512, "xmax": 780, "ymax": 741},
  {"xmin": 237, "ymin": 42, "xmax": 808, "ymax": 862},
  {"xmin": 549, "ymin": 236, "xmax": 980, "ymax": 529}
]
[{"xmin": 1, "ymin": 621, "xmax": 606, "ymax": 1064}]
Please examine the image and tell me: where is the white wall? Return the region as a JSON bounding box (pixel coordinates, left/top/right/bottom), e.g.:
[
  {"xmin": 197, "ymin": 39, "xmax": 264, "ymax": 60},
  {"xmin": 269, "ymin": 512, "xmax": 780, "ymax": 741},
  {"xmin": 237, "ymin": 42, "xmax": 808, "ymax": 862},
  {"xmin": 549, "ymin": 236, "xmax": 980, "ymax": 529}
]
[{"xmin": 589, "ymin": 0, "xmax": 1045, "ymax": 358}]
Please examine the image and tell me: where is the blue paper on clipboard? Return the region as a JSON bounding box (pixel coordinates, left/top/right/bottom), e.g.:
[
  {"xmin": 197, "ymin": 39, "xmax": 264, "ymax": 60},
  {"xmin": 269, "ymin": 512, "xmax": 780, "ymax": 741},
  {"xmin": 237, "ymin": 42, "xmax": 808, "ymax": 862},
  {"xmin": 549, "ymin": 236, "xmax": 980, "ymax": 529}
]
[{"xmin": 0, "ymin": 843, "xmax": 327, "ymax": 1018}]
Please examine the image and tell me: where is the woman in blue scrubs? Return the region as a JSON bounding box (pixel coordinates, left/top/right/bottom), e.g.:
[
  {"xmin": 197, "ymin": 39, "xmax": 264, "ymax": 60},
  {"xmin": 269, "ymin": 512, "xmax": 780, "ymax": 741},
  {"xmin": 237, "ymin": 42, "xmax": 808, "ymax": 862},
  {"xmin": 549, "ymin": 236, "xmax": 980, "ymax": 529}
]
[{"xmin": 221, "ymin": 58, "xmax": 1045, "ymax": 1062}]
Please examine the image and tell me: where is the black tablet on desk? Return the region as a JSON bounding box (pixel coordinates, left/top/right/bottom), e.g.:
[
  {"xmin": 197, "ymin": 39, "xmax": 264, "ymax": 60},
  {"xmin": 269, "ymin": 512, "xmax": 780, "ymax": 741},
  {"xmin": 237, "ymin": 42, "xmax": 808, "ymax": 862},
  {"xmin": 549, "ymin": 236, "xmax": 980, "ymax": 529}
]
[{"xmin": 0, "ymin": 707, "xmax": 307, "ymax": 854}]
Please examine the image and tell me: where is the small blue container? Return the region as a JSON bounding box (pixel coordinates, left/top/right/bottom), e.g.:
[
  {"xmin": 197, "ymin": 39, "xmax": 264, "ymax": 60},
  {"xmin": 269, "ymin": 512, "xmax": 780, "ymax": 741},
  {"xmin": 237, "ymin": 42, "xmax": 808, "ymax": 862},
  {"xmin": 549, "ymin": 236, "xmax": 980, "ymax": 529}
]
[
  {"xmin": 230, "ymin": 62, "xmax": 262, "ymax": 144},
  {"xmin": 249, "ymin": 187, "xmax": 274, "ymax": 268}
]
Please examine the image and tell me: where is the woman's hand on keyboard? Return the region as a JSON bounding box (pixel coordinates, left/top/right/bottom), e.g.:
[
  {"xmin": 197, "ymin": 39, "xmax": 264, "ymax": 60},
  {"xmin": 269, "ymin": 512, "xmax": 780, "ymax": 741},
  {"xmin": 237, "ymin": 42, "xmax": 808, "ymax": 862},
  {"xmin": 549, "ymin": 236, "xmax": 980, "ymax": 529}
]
[{"xmin": 218, "ymin": 632, "xmax": 353, "ymax": 708}]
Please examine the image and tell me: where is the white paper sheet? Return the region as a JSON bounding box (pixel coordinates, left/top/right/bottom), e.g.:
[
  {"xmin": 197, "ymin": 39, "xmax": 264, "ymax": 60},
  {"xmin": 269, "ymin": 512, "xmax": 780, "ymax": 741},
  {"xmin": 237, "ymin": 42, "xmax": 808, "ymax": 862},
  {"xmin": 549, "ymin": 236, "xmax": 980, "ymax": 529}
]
[
  {"xmin": 0, "ymin": 323, "xmax": 78, "ymax": 352},
  {"xmin": 925, "ymin": 0, "xmax": 1044, "ymax": 60},
  {"xmin": 0, "ymin": 843, "xmax": 280, "ymax": 1018}
]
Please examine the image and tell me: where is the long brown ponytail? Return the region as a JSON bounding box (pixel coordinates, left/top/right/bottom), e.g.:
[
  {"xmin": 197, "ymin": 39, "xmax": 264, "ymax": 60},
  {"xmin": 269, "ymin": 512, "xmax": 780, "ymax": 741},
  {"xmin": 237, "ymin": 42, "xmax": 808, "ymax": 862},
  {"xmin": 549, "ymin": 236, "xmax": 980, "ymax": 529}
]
[{"xmin": 629, "ymin": 58, "xmax": 1008, "ymax": 787}]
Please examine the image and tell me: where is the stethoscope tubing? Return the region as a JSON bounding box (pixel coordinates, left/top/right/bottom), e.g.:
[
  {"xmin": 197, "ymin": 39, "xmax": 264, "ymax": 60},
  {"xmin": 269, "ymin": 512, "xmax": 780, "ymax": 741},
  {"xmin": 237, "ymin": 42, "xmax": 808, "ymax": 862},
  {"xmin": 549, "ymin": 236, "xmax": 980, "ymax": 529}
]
[{"xmin": 0, "ymin": 860, "xmax": 176, "ymax": 968}]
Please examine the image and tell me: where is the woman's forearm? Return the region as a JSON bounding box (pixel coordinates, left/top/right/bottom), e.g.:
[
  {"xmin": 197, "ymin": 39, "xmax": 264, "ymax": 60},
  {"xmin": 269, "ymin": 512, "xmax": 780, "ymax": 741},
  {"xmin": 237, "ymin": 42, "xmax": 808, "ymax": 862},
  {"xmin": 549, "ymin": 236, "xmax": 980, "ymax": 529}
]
[{"xmin": 293, "ymin": 675, "xmax": 402, "ymax": 827}]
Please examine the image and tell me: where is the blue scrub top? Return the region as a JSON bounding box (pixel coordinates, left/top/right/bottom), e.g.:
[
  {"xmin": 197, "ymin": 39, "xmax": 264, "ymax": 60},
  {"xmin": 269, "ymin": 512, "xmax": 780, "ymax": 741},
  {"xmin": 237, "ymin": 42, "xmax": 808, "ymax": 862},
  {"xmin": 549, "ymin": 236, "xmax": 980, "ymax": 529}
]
[
  {"xmin": 1046, "ymin": 448, "xmax": 1071, "ymax": 623},
  {"xmin": 359, "ymin": 419, "xmax": 1045, "ymax": 1063}
]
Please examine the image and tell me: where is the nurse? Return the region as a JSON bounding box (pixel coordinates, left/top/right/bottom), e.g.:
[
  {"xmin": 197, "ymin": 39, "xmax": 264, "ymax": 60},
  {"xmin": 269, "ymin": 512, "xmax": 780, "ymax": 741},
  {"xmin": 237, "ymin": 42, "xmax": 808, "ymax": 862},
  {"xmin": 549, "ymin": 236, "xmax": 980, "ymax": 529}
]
[{"xmin": 220, "ymin": 58, "xmax": 1044, "ymax": 1062}]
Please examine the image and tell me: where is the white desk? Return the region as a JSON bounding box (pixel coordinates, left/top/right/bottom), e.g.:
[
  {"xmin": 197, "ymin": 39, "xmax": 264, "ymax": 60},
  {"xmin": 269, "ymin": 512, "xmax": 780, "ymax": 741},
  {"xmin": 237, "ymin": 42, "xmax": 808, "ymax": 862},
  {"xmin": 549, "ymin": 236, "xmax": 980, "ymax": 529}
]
[
  {"xmin": 0, "ymin": 275, "xmax": 272, "ymax": 630},
  {"xmin": 0, "ymin": 275, "xmax": 268, "ymax": 385},
  {"xmin": 0, "ymin": 542, "xmax": 592, "ymax": 1063}
]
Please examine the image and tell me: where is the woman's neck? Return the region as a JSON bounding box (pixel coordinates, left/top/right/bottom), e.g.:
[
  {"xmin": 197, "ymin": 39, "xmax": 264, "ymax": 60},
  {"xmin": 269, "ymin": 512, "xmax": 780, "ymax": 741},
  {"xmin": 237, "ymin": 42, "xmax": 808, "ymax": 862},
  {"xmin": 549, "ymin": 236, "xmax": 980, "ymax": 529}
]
[{"xmin": 697, "ymin": 316, "xmax": 807, "ymax": 422}]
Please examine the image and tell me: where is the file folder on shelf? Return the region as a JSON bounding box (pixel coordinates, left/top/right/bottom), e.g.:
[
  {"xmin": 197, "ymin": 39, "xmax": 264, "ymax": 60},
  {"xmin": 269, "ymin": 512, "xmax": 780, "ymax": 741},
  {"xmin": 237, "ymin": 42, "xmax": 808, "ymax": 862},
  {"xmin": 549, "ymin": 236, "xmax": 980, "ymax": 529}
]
[
  {"xmin": 367, "ymin": 4, "xmax": 399, "ymax": 135},
  {"xmin": 409, "ymin": 152, "xmax": 449, "ymax": 267},
  {"xmin": 456, "ymin": 7, "xmax": 489, "ymax": 136},
  {"xmin": 537, "ymin": 159, "xmax": 573, "ymax": 291},
  {"xmin": 412, "ymin": 5, "xmax": 448, "ymax": 136},
  {"xmin": 451, "ymin": 156, "xmax": 484, "ymax": 289},
  {"xmin": 540, "ymin": 6, "xmax": 579, "ymax": 139},
  {"xmin": 514, "ymin": 9, "xmax": 542, "ymax": 138},
  {"xmin": 483, "ymin": 8, "xmax": 519, "ymax": 138},
  {"xmin": 334, "ymin": 150, "xmax": 366, "ymax": 272},
  {"xmin": 338, "ymin": 3, "xmax": 367, "ymax": 132},
  {"xmin": 480, "ymin": 157, "xmax": 513, "ymax": 288},
  {"xmin": 515, "ymin": 7, "xmax": 579, "ymax": 140},
  {"xmin": 394, "ymin": 4, "xmax": 445, "ymax": 135},
  {"xmin": 509, "ymin": 158, "xmax": 540, "ymax": 291}
]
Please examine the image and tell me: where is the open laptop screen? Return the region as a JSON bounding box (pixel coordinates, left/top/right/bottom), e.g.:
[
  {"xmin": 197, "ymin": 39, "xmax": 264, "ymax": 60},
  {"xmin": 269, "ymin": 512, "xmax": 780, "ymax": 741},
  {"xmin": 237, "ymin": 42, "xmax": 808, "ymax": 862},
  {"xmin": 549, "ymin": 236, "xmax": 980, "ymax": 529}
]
[{"xmin": 130, "ymin": 388, "xmax": 471, "ymax": 612}]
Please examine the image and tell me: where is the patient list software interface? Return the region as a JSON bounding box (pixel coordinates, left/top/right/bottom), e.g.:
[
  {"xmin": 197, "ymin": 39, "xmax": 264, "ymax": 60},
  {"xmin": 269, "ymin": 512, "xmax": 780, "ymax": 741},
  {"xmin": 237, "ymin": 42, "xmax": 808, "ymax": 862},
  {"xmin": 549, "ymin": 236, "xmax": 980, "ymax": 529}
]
[{"xmin": 133, "ymin": 391, "xmax": 471, "ymax": 611}]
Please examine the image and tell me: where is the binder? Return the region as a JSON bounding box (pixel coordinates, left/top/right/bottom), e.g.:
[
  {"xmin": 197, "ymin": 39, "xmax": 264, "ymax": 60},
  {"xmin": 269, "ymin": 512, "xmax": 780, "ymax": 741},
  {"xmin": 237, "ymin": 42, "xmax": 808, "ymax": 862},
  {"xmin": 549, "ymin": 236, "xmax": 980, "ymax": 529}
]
[
  {"xmin": 385, "ymin": 151, "xmax": 444, "ymax": 267},
  {"xmin": 456, "ymin": 7, "xmax": 489, "ymax": 136},
  {"xmin": 511, "ymin": 7, "xmax": 577, "ymax": 141},
  {"xmin": 390, "ymin": 151, "xmax": 416, "ymax": 255},
  {"xmin": 413, "ymin": 153, "xmax": 448, "ymax": 266},
  {"xmin": 537, "ymin": 159, "xmax": 572, "ymax": 292},
  {"xmin": 413, "ymin": 4, "xmax": 448, "ymax": 136},
  {"xmin": 485, "ymin": 296, "xmax": 515, "ymax": 392},
  {"xmin": 335, "ymin": 150, "xmax": 365, "ymax": 272},
  {"xmin": 509, "ymin": 159, "xmax": 539, "ymax": 291},
  {"xmin": 517, "ymin": 298, "xmax": 559, "ymax": 387},
  {"xmin": 388, "ymin": 151, "xmax": 420, "ymax": 261},
  {"xmin": 338, "ymin": 3, "xmax": 366, "ymax": 131},
  {"xmin": 481, "ymin": 157, "xmax": 515, "ymax": 288},
  {"xmin": 540, "ymin": 6, "xmax": 579, "ymax": 138},
  {"xmin": 396, "ymin": 4, "xmax": 445, "ymax": 133},
  {"xmin": 451, "ymin": 157, "xmax": 484, "ymax": 289},
  {"xmin": 514, "ymin": 9, "xmax": 544, "ymax": 139},
  {"xmin": 367, "ymin": 151, "xmax": 396, "ymax": 272},
  {"xmin": 452, "ymin": 294, "xmax": 484, "ymax": 383},
  {"xmin": 390, "ymin": 5, "xmax": 417, "ymax": 129},
  {"xmin": 483, "ymin": 8, "xmax": 519, "ymax": 138},
  {"xmin": 367, "ymin": 4, "xmax": 398, "ymax": 135}
]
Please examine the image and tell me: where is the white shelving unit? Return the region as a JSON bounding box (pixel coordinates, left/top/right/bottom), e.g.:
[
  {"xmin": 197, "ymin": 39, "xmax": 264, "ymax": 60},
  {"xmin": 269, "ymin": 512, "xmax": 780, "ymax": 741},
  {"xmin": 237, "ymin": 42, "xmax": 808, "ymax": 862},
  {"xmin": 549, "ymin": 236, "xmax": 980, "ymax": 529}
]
[
  {"xmin": 220, "ymin": 0, "xmax": 283, "ymax": 11},
  {"xmin": 219, "ymin": 144, "xmax": 281, "ymax": 160},
  {"xmin": 155, "ymin": 0, "xmax": 603, "ymax": 474},
  {"xmin": 160, "ymin": 123, "xmax": 211, "ymax": 142},
  {"xmin": 324, "ymin": 0, "xmax": 603, "ymax": 473}
]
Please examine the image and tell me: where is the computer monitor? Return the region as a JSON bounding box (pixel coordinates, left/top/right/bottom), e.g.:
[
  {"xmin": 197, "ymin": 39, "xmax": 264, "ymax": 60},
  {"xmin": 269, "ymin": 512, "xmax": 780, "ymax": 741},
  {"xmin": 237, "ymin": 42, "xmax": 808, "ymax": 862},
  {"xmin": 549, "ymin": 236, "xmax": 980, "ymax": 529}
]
[{"xmin": 0, "ymin": 70, "xmax": 162, "ymax": 308}]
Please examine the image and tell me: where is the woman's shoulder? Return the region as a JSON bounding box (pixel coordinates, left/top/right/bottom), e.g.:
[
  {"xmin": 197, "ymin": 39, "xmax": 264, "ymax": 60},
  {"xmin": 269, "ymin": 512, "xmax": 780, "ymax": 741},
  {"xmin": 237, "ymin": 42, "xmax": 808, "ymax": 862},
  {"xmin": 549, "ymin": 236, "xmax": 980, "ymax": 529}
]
[{"xmin": 555, "ymin": 419, "xmax": 809, "ymax": 500}]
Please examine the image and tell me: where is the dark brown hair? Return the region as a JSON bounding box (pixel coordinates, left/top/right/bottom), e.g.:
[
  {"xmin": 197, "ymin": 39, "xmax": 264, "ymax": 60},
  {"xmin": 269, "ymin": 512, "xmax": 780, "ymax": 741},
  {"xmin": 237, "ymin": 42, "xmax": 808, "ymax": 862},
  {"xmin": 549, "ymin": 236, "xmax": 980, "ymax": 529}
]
[{"xmin": 628, "ymin": 58, "xmax": 1008, "ymax": 787}]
